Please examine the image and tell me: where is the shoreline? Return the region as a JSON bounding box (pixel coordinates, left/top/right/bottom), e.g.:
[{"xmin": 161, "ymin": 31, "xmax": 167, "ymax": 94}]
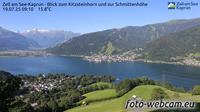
[
  {"xmin": 135, "ymin": 59, "xmax": 200, "ymax": 67},
  {"xmin": 82, "ymin": 55, "xmax": 200, "ymax": 67},
  {"xmin": 0, "ymin": 53, "xmax": 200, "ymax": 67},
  {"xmin": 0, "ymin": 50, "xmax": 52, "ymax": 57}
]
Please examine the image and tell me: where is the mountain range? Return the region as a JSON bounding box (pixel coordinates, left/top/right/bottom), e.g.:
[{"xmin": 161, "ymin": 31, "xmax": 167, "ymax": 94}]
[
  {"xmin": 0, "ymin": 27, "xmax": 39, "ymax": 51},
  {"xmin": 49, "ymin": 18, "xmax": 200, "ymax": 55},
  {"xmin": 0, "ymin": 27, "xmax": 80, "ymax": 51},
  {"xmin": 144, "ymin": 25, "xmax": 200, "ymax": 60},
  {"xmin": 1, "ymin": 17, "xmax": 200, "ymax": 60},
  {"xmin": 21, "ymin": 29, "xmax": 80, "ymax": 48}
]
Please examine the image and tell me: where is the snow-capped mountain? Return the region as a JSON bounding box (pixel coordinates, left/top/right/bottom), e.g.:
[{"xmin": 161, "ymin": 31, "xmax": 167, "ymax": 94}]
[
  {"xmin": 0, "ymin": 27, "xmax": 39, "ymax": 51},
  {"xmin": 21, "ymin": 29, "xmax": 80, "ymax": 48}
]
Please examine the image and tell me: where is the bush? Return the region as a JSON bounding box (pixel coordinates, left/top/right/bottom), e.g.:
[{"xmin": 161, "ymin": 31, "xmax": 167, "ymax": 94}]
[
  {"xmin": 173, "ymin": 92, "xmax": 180, "ymax": 99},
  {"xmin": 151, "ymin": 88, "xmax": 169, "ymax": 100},
  {"xmin": 48, "ymin": 99, "xmax": 60, "ymax": 112},
  {"xmin": 192, "ymin": 85, "xmax": 200, "ymax": 95},
  {"xmin": 116, "ymin": 77, "xmax": 155, "ymax": 97},
  {"xmin": 175, "ymin": 87, "xmax": 185, "ymax": 93},
  {"xmin": 116, "ymin": 79, "xmax": 133, "ymax": 96}
]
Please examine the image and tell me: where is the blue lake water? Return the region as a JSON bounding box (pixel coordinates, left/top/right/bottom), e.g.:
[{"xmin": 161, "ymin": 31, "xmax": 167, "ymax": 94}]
[{"xmin": 0, "ymin": 56, "xmax": 200, "ymax": 89}]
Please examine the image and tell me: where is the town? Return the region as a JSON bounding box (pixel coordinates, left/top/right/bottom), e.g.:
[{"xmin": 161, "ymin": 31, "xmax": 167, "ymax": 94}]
[
  {"xmin": 0, "ymin": 50, "xmax": 51, "ymax": 56},
  {"xmin": 20, "ymin": 74, "xmax": 74, "ymax": 93},
  {"xmin": 83, "ymin": 50, "xmax": 142, "ymax": 63},
  {"xmin": 84, "ymin": 52, "xmax": 200, "ymax": 67}
]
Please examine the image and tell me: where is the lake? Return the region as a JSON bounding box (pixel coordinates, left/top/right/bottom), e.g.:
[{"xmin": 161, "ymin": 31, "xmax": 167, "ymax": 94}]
[{"xmin": 0, "ymin": 56, "xmax": 200, "ymax": 89}]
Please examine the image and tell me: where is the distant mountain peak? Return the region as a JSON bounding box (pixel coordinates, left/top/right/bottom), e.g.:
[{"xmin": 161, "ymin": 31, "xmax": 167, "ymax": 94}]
[
  {"xmin": 21, "ymin": 29, "xmax": 80, "ymax": 48},
  {"xmin": 0, "ymin": 26, "xmax": 40, "ymax": 51},
  {"xmin": 25, "ymin": 28, "xmax": 51, "ymax": 33}
]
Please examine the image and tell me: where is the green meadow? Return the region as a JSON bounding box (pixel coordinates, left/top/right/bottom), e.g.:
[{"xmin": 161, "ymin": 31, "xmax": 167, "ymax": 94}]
[
  {"xmin": 67, "ymin": 85, "xmax": 200, "ymax": 112},
  {"xmin": 89, "ymin": 82, "xmax": 113, "ymax": 88},
  {"xmin": 80, "ymin": 89, "xmax": 117, "ymax": 103}
]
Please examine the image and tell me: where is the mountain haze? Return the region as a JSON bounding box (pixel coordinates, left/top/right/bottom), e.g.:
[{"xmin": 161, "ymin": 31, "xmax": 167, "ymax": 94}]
[
  {"xmin": 0, "ymin": 27, "xmax": 39, "ymax": 51},
  {"xmin": 21, "ymin": 29, "xmax": 80, "ymax": 48}
]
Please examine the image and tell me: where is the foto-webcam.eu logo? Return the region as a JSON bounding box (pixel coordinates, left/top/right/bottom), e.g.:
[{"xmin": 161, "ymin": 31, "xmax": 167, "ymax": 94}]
[{"xmin": 168, "ymin": 2, "xmax": 176, "ymax": 9}]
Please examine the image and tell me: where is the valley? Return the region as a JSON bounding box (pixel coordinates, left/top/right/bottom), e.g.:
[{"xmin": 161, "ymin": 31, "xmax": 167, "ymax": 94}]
[
  {"xmin": 1, "ymin": 18, "xmax": 200, "ymax": 66},
  {"xmin": 1, "ymin": 1, "xmax": 200, "ymax": 112}
]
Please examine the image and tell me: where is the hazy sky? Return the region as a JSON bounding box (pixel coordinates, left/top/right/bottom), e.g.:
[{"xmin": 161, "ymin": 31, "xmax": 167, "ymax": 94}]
[{"xmin": 0, "ymin": 0, "xmax": 200, "ymax": 33}]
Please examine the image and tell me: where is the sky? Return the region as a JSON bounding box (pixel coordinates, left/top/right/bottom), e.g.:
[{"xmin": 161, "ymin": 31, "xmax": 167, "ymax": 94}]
[{"xmin": 0, "ymin": 0, "xmax": 200, "ymax": 33}]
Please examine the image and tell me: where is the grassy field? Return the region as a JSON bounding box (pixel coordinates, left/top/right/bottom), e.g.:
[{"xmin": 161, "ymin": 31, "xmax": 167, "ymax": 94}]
[
  {"xmin": 80, "ymin": 89, "xmax": 117, "ymax": 103},
  {"xmin": 89, "ymin": 82, "xmax": 113, "ymax": 88},
  {"xmin": 67, "ymin": 85, "xmax": 200, "ymax": 112}
]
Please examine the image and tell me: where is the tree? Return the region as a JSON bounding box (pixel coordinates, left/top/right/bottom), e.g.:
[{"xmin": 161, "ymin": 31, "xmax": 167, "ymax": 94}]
[
  {"xmin": 48, "ymin": 99, "xmax": 59, "ymax": 112},
  {"xmin": 173, "ymin": 93, "xmax": 180, "ymax": 99},
  {"xmin": 116, "ymin": 77, "xmax": 155, "ymax": 97},
  {"xmin": 58, "ymin": 97, "xmax": 70, "ymax": 110},
  {"xmin": 37, "ymin": 102, "xmax": 51, "ymax": 112},
  {"xmin": 151, "ymin": 88, "xmax": 169, "ymax": 100},
  {"xmin": 192, "ymin": 85, "xmax": 200, "ymax": 95},
  {"xmin": 116, "ymin": 79, "xmax": 133, "ymax": 96},
  {"xmin": 175, "ymin": 87, "xmax": 185, "ymax": 93},
  {"xmin": 0, "ymin": 71, "xmax": 22, "ymax": 112}
]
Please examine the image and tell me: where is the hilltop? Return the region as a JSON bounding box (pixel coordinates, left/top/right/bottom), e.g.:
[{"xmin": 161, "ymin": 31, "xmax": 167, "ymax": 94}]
[{"xmin": 67, "ymin": 85, "xmax": 200, "ymax": 112}]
